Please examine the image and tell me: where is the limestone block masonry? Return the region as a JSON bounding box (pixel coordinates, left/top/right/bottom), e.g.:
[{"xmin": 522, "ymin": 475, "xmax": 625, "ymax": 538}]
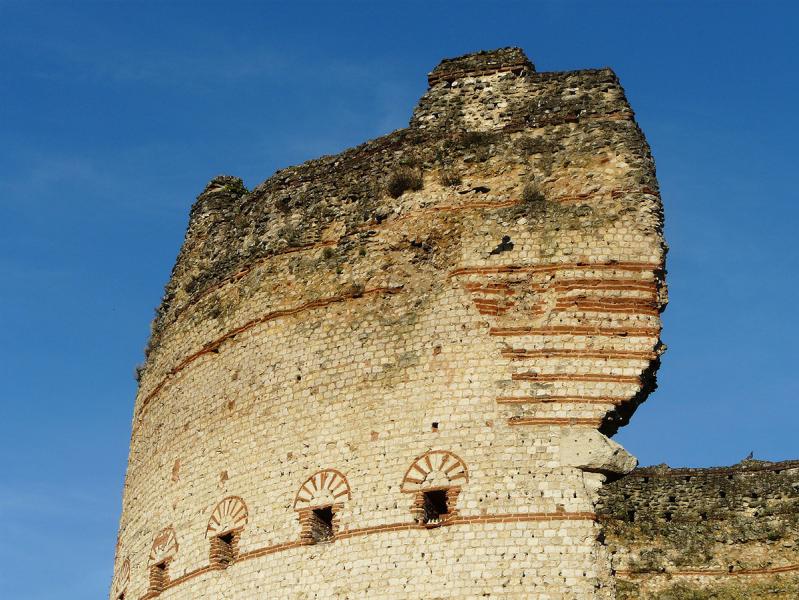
[{"xmin": 111, "ymin": 48, "xmax": 668, "ymax": 599}]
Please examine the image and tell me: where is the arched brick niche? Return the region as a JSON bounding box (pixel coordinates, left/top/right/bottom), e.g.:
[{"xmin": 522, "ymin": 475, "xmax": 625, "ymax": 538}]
[
  {"xmin": 148, "ymin": 526, "xmax": 178, "ymax": 592},
  {"xmin": 111, "ymin": 557, "xmax": 129, "ymax": 600},
  {"xmin": 401, "ymin": 450, "xmax": 469, "ymax": 526},
  {"xmin": 293, "ymin": 469, "xmax": 351, "ymax": 543},
  {"xmin": 206, "ymin": 496, "xmax": 248, "ymax": 568}
]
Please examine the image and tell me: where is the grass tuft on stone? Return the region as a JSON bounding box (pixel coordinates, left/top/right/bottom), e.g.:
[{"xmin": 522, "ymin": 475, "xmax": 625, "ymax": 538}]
[
  {"xmin": 522, "ymin": 181, "xmax": 545, "ymax": 204},
  {"xmin": 387, "ymin": 167, "xmax": 423, "ymax": 198}
]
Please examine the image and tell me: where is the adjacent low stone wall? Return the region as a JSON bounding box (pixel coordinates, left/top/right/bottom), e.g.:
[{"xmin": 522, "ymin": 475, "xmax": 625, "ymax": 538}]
[{"xmin": 598, "ymin": 460, "xmax": 799, "ymax": 599}]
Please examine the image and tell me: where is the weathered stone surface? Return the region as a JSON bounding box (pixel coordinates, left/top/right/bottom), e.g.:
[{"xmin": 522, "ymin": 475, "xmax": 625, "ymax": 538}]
[
  {"xmin": 598, "ymin": 460, "xmax": 799, "ymax": 599},
  {"xmin": 112, "ymin": 48, "xmax": 668, "ymax": 599},
  {"xmin": 561, "ymin": 429, "xmax": 638, "ymax": 475}
]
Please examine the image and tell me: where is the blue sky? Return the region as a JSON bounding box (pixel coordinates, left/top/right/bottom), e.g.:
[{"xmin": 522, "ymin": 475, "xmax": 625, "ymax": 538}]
[{"xmin": 0, "ymin": 1, "xmax": 797, "ymax": 597}]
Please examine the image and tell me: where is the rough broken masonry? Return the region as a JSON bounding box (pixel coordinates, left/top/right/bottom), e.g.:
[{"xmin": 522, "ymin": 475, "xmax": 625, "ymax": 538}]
[{"xmin": 111, "ymin": 48, "xmax": 798, "ymax": 599}]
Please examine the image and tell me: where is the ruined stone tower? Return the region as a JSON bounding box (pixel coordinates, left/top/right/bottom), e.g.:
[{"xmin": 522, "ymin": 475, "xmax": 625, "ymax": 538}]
[{"xmin": 111, "ymin": 48, "xmax": 668, "ymax": 599}]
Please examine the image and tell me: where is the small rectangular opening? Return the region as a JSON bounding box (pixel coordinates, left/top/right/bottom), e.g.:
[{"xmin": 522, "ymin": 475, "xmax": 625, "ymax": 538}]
[
  {"xmin": 219, "ymin": 531, "xmax": 234, "ymax": 545},
  {"xmin": 311, "ymin": 506, "xmax": 334, "ymax": 542},
  {"xmin": 210, "ymin": 531, "xmax": 238, "ymax": 567},
  {"xmin": 423, "ymin": 490, "xmax": 449, "ymax": 524},
  {"xmin": 149, "ymin": 561, "xmax": 168, "ymax": 592}
]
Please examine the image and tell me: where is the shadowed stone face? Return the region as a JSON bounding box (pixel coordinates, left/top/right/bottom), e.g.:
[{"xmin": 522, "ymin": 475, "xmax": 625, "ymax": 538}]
[{"xmin": 112, "ymin": 48, "xmax": 668, "ymax": 599}]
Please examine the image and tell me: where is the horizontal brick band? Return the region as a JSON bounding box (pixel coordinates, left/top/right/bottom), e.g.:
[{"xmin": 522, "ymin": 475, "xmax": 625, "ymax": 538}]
[
  {"xmin": 511, "ymin": 373, "xmax": 641, "ymax": 384},
  {"xmin": 475, "ymin": 308, "xmax": 511, "ymax": 316},
  {"xmin": 146, "ymin": 261, "xmax": 663, "ymax": 418},
  {"xmin": 474, "ymin": 299, "xmax": 514, "ymax": 308},
  {"xmin": 554, "ymin": 186, "xmax": 659, "ymax": 204},
  {"xmin": 162, "ymin": 198, "xmax": 523, "ymax": 329},
  {"xmin": 417, "ymin": 199, "xmax": 520, "ymax": 211},
  {"xmin": 508, "ymin": 417, "xmax": 603, "ymax": 427},
  {"xmin": 170, "ymin": 240, "xmax": 339, "ymax": 322},
  {"xmin": 448, "ymin": 512, "xmax": 597, "ymax": 524},
  {"xmin": 557, "ymin": 296, "xmax": 658, "ymax": 308},
  {"xmin": 464, "ymin": 282, "xmax": 514, "ymax": 295},
  {"xmin": 501, "ymin": 349, "xmax": 656, "ymax": 361},
  {"xmin": 136, "ymin": 286, "xmax": 402, "ymax": 420},
  {"xmin": 167, "ymin": 254, "xmax": 662, "ymax": 350},
  {"xmin": 555, "ymin": 297, "xmax": 659, "ymax": 316},
  {"xmin": 473, "ymin": 297, "xmax": 514, "ymax": 315},
  {"xmin": 615, "ymin": 563, "xmax": 799, "ymax": 578},
  {"xmin": 473, "ymin": 298, "xmax": 508, "ymax": 306},
  {"xmin": 496, "ymin": 395, "xmax": 628, "ymax": 405},
  {"xmin": 237, "ymin": 539, "xmax": 310, "ymax": 561},
  {"xmin": 450, "ymin": 261, "xmax": 661, "ymax": 278},
  {"xmin": 490, "ymin": 325, "xmax": 660, "ymax": 338},
  {"xmin": 552, "ymin": 279, "xmax": 657, "ymax": 293},
  {"xmin": 157, "ymin": 564, "xmax": 219, "ymax": 594},
  {"xmin": 556, "ymin": 306, "xmax": 659, "ymax": 316},
  {"xmin": 135, "ymin": 511, "xmax": 596, "ymax": 599}
]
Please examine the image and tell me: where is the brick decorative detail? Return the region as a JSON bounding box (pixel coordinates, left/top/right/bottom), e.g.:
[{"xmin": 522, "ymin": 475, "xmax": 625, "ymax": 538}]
[
  {"xmin": 152, "ymin": 189, "xmax": 661, "ymax": 344},
  {"xmin": 205, "ymin": 496, "xmax": 248, "ymax": 537},
  {"xmin": 136, "ymin": 286, "xmax": 402, "ymax": 421},
  {"xmin": 449, "ymin": 261, "xmax": 661, "ymax": 278},
  {"xmin": 166, "ymin": 200, "xmax": 520, "ymax": 329},
  {"xmin": 133, "ymin": 510, "xmax": 598, "ymax": 600},
  {"xmin": 496, "ymin": 395, "xmax": 628, "ymax": 405},
  {"xmin": 208, "ymin": 529, "xmax": 240, "ymax": 569},
  {"xmin": 148, "ymin": 526, "xmax": 178, "ymax": 565},
  {"xmin": 297, "ymin": 506, "xmax": 341, "ymax": 544},
  {"xmin": 508, "ymin": 417, "xmax": 603, "ymax": 427},
  {"xmin": 400, "ymin": 450, "xmax": 469, "ymax": 493},
  {"xmin": 293, "ymin": 469, "xmax": 352, "ymax": 510},
  {"xmin": 112, "ymin": 557, "xmax": 129, "ymax": 598},
  {"xmin": 501, "ymin": 348, "xmax": 656, "ymax": 361},
  {"xmin": 489, "ymin": 325, "xmax": 660, "ymax": 337},
  {"xmin": 411, "ymin": 486, "xmax": 463, "ymax": 526},
  {"xmin": 147, "ymin": 561, "xmax": 169, "ymax": 595}
]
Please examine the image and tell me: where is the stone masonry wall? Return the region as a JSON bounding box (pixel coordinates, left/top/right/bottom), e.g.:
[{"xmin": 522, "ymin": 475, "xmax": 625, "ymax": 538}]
[
  {"xmin": 598, "ymin": 460, "xmax": 799, "ymax": 599},
  {"xmin": 111, "ymin": 48, "xmax": 667, "ymax": 599}
]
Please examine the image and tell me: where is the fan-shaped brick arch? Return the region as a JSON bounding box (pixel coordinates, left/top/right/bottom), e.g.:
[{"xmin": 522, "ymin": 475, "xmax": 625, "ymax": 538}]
[
  {"xmin": 400, "ymin": 450, "xmax": 469, "ymax": 493},
  {"xmin": 149, "ymin": 526, "xmax": 178, "ymax": 564},
  {"xmin": 293, "ymin": 469, "xmax": 352, "ymax": 510},
  {"xmin": 112, "ymin": 557, "xmax": 129, "ymax": 598},
  {"xmin": 206, "ymin": 496, "xmax": 249, "ymax": 537}
]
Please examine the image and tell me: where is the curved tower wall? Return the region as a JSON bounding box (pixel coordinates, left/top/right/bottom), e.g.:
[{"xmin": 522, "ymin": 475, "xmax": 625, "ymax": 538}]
[{"xmin": 111, "ymin": 48, "xmax": 666, "ymax": 599}]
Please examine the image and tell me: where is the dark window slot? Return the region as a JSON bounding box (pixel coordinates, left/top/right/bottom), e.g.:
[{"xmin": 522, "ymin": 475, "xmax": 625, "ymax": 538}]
[
  {"xmin": 311, "ymin": 506, "xmax": 334, "ymax": 543},
  {"xmin": 423, "ymin": 490, "xmax": 449, "ymax": 524},
  {"xmin": 148, "ymin": 561, "xmax": 168, "ymax": 592}
]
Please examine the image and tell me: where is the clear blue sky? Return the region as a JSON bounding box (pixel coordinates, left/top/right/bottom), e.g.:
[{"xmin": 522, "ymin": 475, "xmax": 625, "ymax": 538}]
[{"xmin": 1, "ymin": 1, "xmax": 796, "ymax": 597}]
